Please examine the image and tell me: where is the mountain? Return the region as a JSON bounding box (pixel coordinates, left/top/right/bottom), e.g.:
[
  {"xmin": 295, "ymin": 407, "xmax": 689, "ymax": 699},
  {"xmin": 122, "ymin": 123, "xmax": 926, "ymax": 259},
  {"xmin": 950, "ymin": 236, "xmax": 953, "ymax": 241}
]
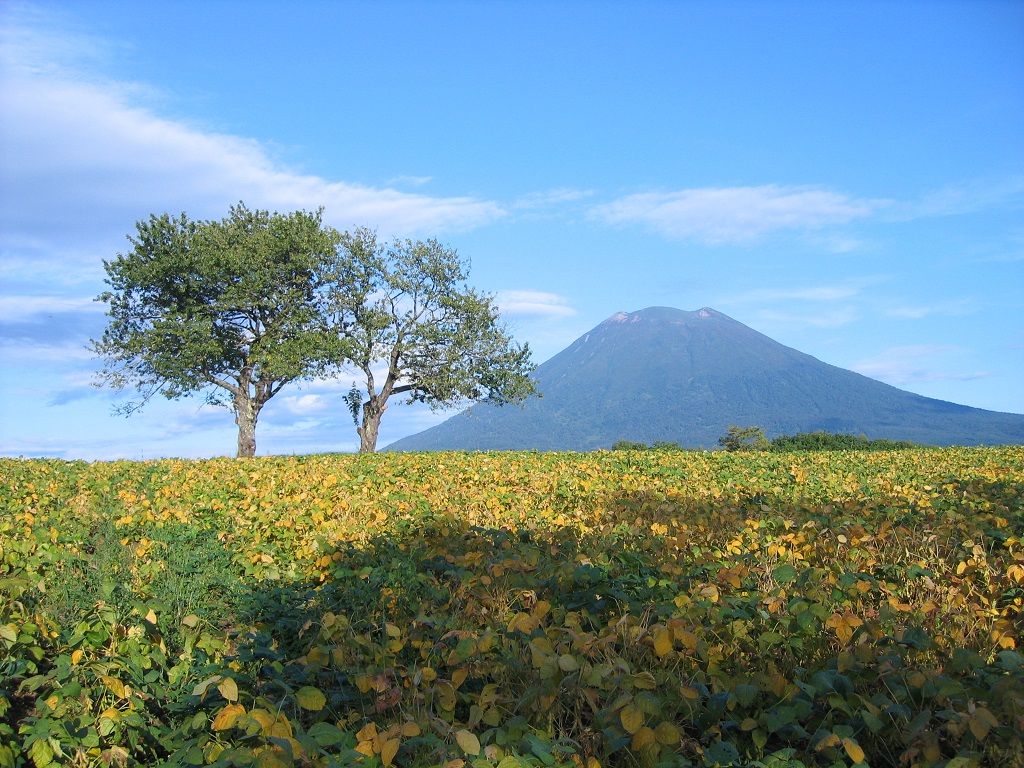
[{"xmin": 386, "ymin": 306, "xmax": 1024, "ymax": 451}]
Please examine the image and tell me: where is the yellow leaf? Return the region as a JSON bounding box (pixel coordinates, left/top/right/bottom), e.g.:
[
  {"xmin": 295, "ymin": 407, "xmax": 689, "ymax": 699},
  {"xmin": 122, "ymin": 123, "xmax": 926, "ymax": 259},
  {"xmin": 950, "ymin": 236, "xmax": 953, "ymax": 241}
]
[
  {"xmin": 452, "ymin": 667, "xmax": 469, "ymax": 689},
  {"xmin": 654, "ymin": 721, "xmax": 681, "ymax": 745},
  {"xmin": 355, "ymin": 741, "xmax": 376, "ymax": 758},
  {"xmin": 815, "ymin": 733, "xmax": 841, "ymax": 750},
  {"xmin": 355, "ymin": 673, "xmax": 373, "ymax": 693},
  {"xmin": 71, "ymin": 649, "xmax": 83, "ymax": 665},
  {"xmin": 385, "ymin": 622, "xmax": 401, "ymax": 637},
  {"xmin": 969, "ymin": 708, "xmax": 998, "ymax": 741},
  {"xmin": 212, "ymin": 703, "xmax": 245, "ymax": 731},
  {"xmin": 455, "ymin": 729, "xmax": 481, "ymax": 756},
  {"xmin": 248, "ymin": 709, "xmax": 276, "ymax": 734},
  {"xmin": 356, "ymin": 722, "xmax": 378, "ymax": 743},
  {"xmin": 842, "ymin": 737, "xmax": 865, "ymax": 764},
  {"xmin": 653, "ymin": 628, "xmax": 673, "ymax": 657},
  {"xmin": 401, "ymin": 721, "xmax": 421, "ymax": 737},
  {"xmin": 620, "ymin": 703, "xmax": 644, "ymax": 735},
  {"xmin": 269, "ymin": 716, "xmax": 293, "ymax": 738},
  {"xmin": 633, "ymin": 672, "xmax": 657, "ymax": 690},
  {"xmin": 101, "ymin": 676, "xmax": 126, "ymax": 699},
  {"xmin": 631, "ymin": 726, "xmax": 657, "ymax": 751},
  {"xmin": 676, "ymin": 629, "xmax": 698, "ymax": 651},
  {"xmin": 380, "ymin": 737, "xmax": 401, "ymax": 766},
  {"xmin": 218, "ymin": 677, "xmax": 239, "ymax": 703}
]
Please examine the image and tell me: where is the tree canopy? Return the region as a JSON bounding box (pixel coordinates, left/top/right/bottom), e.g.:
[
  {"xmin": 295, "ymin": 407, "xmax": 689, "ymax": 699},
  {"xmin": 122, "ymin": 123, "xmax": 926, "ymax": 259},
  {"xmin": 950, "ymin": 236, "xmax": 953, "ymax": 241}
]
[
  {"xmin": 326, "ymin": 228, "xmax": 538, "ymax": 452},
  {"xmin": 717, "ymin": 425, "xmax": 770, "ymax": 452},
  {"xmin": 93, "ymin": 206, "xmax": 536, "ymax": 456},
  {"xmin": 92, "ymin": 204, "xmax": 341, "ymax": 457}
]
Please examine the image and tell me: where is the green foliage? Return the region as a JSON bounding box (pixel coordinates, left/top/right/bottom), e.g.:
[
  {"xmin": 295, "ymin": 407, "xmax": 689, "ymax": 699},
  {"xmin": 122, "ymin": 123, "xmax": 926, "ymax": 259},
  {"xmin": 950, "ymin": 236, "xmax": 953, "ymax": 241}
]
[
  {"xmin": 718, "ymin": 426, "xmax": 770, "ymax": 452},
  {"xmin": 325, "ymin": 228, "xmax": 538, "ymax": 452},
  {"xmin": 92, "ymin": 203, "xmax": 343, "ymax": 457},
  {"xmin": 770, "ymin": 431, "xmax": 920, "ymax": 452},
  {"xmin": 1, "ymin": 448, "xmax": 1023, "ymax": 767}
]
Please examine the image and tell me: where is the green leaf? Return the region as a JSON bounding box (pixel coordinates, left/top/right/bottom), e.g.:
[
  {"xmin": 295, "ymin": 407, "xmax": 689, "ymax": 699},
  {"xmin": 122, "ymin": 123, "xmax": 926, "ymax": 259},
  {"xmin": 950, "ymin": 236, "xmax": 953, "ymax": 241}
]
[
  {"xmin": 295, "ymin": 686, "xmax": 326, "ymax": 711},
  {"xmin": 307, "ymin": 722, "xmax": 346, "ymax": 747},
  {"xmin": 704, "ymin": 740, "xmax": 740, "ymax": 766},
  {"xmin": 455, "ymin": 729, "xmax": 481, "ymax": 756},
  {"xmin": 771, "ymin": 564, "xmax": 798, "ymax": 583},
  {"xmin": 734, "ymin": 683, "xmax": 759, "ymax": 707},
  {"xmin": 764, "ymin": 706, "xmax": 796, "ymax": 733},
  {"xmin": 29, "ymin": 738, "xmax": 54, "ymax": 768}
]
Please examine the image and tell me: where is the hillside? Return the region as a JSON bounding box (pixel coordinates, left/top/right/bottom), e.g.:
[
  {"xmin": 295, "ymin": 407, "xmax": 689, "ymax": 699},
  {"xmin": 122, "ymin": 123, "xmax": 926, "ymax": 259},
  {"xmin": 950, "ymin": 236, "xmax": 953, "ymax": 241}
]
[{"xmin": 387, "ymin": 306, "xmax": 1024, "ymax": 451}]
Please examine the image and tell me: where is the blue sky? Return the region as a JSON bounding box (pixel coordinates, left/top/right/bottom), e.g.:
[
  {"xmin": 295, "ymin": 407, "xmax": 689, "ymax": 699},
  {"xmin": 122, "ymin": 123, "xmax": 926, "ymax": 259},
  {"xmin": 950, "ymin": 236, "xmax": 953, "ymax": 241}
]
[{"xmin": 1, "ymin": 0, "xmax": 1022, "ymax": 460}]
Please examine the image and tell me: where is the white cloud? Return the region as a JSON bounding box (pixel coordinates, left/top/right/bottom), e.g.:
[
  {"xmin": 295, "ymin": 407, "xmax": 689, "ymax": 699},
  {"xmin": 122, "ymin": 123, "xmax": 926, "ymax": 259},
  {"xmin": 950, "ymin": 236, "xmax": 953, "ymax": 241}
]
[
  {"xmin": 0, "ymin": 18, "xmax": 506, "ymax": 272},
  {"xmin": 495, "ymin": 290, "xmax": 577, "ymax": 319},
  {"xmin": 891, "ymin": 176, "xmax": 1024, "ymax": 220},
  {"xmin": 755, "ymin": 307, "xmax": 859, "ymax": 329},
  {"xmin": 884, "ymin": 299, "xmax": 977, "ymax": 319},
  {"xmin": 0, "ymin": 295, "xmax": 102, "ymax": 321},
  {"xmin": 853, "ymin": 345, "xmax": 990, "ymax": 386},
  {"xmin": 279, "ymin": 394, "xmax": 327, "ymax": 415},
  {"xmin": 589, "ymin": 185, "xmax": 882, "ymax": 243},
  {"xmin": 0, "ymin": 340, "xmax": 94, "ymax": 363}
]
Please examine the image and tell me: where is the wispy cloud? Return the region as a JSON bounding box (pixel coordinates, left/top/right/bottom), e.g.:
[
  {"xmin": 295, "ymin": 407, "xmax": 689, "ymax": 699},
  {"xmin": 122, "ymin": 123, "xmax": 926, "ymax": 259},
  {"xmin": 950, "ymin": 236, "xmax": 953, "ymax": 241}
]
[
  {"xmin": 495, "ymin": 290, "xmax": 577, "ymax": 319},
  {"xmin": 729, "ymin": 285, "xmax": 862, "ymax": 303},
  {"xmin": 0, "ymin": 295, "xmax": 102, "ymax": 322},
  {"xmin": 589, "ymin": 185, "xmax": 883, "ymax": 243},
  {"xmin": 891, "ymin": 177, "xmax": 1024, "ymax": 220},
  {"xmin": 755, "ymin": 307, "xmax": 859, "ymax": 329},
  {"xmin": 884, "ymin": 298, "xmax": 978, "ymax": 319},
  {"xmin": 853, "ymin": 345, "xmax": 990, "ymax": 386},
  {"xmin": 0, "ymin": 15, "xmax": 506, "ymax": 273}
]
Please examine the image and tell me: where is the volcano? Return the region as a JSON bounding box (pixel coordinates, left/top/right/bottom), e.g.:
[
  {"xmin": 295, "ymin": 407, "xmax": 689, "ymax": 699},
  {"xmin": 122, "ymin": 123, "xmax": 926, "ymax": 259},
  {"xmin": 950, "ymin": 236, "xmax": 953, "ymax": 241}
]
[{"xmin": 386, "ymin": 307, "xmax": 1024, "ymax": 451}]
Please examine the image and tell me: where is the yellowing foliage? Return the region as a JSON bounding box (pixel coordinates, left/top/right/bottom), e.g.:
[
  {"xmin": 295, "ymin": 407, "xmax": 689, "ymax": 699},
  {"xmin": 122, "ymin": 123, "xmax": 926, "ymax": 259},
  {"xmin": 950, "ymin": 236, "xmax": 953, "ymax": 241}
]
[{"xmin": 1, "ymin": 446, "xmax": 1022, "ymax": 767}]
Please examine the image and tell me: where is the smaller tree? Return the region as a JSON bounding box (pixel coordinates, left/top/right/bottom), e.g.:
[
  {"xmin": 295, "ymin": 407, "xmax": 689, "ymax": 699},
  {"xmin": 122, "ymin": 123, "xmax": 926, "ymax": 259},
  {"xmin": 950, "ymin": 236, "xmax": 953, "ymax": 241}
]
[
  {"xmin": 92, "ymin": 204, "xmax": 341, "ymax": 457},
  {"xmin": 326, "ymin": 229, "xmax": 538, "ymax": 452},
  {"xmin": 718, "ymin": 425, "xmax": 769, "ymax": 452}
]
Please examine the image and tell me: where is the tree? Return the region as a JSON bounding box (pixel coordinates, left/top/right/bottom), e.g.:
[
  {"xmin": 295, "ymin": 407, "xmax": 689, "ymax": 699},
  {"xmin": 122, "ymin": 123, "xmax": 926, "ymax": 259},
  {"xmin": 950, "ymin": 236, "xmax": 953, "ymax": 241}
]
[
  {"xmin": 717, "ymin": 425, "xmax": 769, "ymax": 452},
  {"xmin": 325, "ymin": 228, "xmax": 538, "ymax": 452},
  {"xmin": 92, "ymin": 204, "xmax": 341, "ymax": 457}
]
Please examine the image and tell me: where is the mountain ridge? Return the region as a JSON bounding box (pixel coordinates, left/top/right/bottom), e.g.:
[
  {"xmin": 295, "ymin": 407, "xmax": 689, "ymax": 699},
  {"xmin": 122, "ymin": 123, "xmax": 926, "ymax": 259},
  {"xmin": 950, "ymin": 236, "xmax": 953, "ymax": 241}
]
[{"xmin": 387, "ymin": 307, "xmax": 1024, "ymax": 451}]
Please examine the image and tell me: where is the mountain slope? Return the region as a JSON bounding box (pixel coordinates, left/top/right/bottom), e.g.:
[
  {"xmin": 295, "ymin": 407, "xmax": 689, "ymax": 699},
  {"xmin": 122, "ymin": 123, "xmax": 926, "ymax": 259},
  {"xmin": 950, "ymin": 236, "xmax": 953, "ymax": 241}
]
[{"xmin": 387, "ymin": 307, "xmax": 1024, "ymax": 451}]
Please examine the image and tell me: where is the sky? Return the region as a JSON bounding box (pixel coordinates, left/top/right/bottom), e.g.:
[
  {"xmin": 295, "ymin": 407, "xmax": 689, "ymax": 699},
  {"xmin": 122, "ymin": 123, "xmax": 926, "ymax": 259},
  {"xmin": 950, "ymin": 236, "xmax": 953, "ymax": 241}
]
[{"xmin": 1, "ymin": 0, "xmax": 1022, "ymax": 460}]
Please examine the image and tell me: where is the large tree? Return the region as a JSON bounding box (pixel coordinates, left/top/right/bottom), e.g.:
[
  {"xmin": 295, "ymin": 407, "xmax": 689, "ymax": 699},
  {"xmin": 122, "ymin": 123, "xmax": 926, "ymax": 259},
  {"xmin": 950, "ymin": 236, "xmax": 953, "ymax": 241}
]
[
  {"xmin": 327, "ymin": 228, "xmax": 537, "ymax": 452},
  {"xmin": 92, "ymin": 204, "xmax": 341, "ymax": 457}
]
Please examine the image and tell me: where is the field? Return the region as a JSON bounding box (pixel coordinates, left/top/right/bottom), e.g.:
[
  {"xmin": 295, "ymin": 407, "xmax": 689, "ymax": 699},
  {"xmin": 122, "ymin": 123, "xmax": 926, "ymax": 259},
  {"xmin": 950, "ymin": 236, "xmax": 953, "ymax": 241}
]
[{"xmin": 1, "ymin": 447, "xmax": 1022, "ymax": 768}]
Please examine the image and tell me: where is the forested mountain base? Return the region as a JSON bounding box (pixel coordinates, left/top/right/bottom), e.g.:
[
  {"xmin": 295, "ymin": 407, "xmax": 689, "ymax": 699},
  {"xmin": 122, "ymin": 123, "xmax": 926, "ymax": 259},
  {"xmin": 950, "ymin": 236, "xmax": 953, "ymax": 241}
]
[{"xmin": 1, "ymin": 448, "xmax": 1022, "ymax": 767}]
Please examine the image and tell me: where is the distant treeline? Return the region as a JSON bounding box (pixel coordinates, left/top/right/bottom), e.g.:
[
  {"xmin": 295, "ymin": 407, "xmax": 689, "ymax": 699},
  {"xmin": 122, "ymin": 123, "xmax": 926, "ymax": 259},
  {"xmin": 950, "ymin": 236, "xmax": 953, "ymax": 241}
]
[{"xmin": 612, "ymin": 429, "xmax": 921, "ymax": 453}]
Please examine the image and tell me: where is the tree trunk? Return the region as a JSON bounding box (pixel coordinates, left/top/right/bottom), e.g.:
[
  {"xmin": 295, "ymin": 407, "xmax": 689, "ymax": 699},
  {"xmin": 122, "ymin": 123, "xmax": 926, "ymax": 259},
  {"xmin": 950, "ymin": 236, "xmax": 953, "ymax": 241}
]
[
  {"xmin": 235, "ymin": 395, "xmax": 259, "ymax": 458},
  {"xmin": 357, "ymin": 398, "xmax": 387, "ymax": 453}
]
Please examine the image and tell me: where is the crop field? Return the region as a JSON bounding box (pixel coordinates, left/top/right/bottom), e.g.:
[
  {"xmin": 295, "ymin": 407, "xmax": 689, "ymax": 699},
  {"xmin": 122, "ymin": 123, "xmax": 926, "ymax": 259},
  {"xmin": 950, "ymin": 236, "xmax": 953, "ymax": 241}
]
[{"xmin": 1, "ymin": 447, "xmax": 1022, "ymax": 768}]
